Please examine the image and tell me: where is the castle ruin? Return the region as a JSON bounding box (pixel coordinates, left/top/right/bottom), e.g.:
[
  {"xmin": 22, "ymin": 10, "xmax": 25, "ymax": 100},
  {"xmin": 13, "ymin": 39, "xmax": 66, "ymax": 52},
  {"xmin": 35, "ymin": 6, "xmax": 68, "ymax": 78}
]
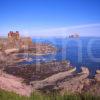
[{"xmin": 8, "ymin": 31, "xmax": 20, "ymax": 41}]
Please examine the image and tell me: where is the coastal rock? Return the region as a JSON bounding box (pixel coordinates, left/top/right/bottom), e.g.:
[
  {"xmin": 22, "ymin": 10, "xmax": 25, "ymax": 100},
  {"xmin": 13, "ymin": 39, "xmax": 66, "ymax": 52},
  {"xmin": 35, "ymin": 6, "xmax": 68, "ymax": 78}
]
[
  {"xmin": 0, "ymin": 31, "xmax": 56, "ymax": 56},
  {"xmin": 87, "ymin": 81, "xmax": 100, "ymax": 96},
  {"xmin": 31, "ymin": 67, "xmax": 76, "ymax": 90},
  {"xmin": 81, "ymin": 67, "xmax": 89, "ymax": 75},
  {"xmin": 0, "ymin": 72, "xmax": 32, "ymax": 96},
  {"xmin": 57, "ymin": 67, "xmax": 90, "ymax": 94},
  {"xmin": 4, "ymin": 60, "xmax": 73, "ymax": 82},
  {"xmin": 95, "ymin": 74, "xmax": 100, "ymax": 82},
  {"xmin": 95, "ymin": 70, "xmax": 100, "ymax": 82},
  {"xmin": 4, "ymin": 48, "xmax": 19, "ymax": 55},
  {"xmin": 96, "ymin": 70, "xmax": 100, "ymax": 74},
  {"xmin": 30, "ymin": 67, "xmax": 90, "ymax": 94}
]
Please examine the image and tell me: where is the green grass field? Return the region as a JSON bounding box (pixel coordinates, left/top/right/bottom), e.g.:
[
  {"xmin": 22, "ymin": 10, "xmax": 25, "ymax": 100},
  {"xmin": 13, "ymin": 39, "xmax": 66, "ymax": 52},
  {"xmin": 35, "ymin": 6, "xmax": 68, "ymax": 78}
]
[{"xmin": 0, "ymin": 89, "xmax": 100, "ymax": 100}]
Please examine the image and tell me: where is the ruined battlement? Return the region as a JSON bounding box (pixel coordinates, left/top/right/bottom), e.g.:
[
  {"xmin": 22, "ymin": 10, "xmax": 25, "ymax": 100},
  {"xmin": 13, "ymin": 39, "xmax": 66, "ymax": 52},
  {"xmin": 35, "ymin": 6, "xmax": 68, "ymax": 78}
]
[{"xmin": 8, "ymin": 31, "xmax": 20, "ymax": 41}]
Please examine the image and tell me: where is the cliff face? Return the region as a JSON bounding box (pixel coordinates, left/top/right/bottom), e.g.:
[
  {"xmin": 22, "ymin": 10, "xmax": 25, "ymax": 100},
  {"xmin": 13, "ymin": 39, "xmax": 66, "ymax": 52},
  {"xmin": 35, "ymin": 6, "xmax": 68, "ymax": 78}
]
[
  {"xmin": 0, "ymin": 31, "xmax": 57, "ymax": 56},
  {"xmin": 0, "ymin": 72, "xmax": 32, "ymax": 96},
  {"xmin": 8, "ymin": 37, "xmax": 32, "ymax": 49},
  {"xmin": 0, "ymin": 36, "xmax": 56, "ymax": 55},
  {"xmin": 0, "ymin": 37, "xmax": 33, "ymax": 50},
  {"xmin": 0, "ymin": 31, "xmax": 33, "ymax": 50}
]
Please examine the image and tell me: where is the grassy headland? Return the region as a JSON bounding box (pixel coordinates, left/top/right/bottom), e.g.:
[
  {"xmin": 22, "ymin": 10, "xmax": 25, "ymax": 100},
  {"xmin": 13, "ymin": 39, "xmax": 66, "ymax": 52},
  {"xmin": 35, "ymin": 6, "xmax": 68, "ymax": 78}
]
[{"xmin": 0, "ymin": 89, "xmax": 100, "ymax": 100}]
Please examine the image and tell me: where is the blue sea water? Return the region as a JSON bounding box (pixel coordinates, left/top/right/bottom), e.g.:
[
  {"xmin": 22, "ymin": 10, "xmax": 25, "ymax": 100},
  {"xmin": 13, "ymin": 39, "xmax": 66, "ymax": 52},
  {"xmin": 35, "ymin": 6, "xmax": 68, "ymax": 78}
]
[
  {"xmin": 20, "ymin": 37, "xmax": 100, "ymax": 77},
  {"xmin": 32, "ymin": 37, "xmax": 100, "ymax": 77}
]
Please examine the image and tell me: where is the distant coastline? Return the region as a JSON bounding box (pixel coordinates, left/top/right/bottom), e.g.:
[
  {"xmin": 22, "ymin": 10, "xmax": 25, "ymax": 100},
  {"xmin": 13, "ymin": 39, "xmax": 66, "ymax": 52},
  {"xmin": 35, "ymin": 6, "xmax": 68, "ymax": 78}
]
[{"xmin": 0, "ymin": 32, "xmax": 100, "ymax": 98}]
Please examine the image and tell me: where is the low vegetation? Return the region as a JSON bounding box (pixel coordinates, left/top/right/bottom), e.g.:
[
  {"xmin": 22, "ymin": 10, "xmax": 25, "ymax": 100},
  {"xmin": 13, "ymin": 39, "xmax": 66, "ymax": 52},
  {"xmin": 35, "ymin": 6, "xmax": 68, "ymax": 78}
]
[{"xmin": 0, "ymin": 89, "xmax": 100, "ymax": 100}]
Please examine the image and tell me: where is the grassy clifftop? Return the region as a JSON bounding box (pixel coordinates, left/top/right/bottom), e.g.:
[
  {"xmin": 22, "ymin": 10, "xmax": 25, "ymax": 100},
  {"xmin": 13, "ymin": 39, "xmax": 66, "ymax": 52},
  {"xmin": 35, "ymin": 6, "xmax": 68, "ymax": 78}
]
[{"xmin": 0, "ymin": 89, "xmax": 100, "ymax": 100}]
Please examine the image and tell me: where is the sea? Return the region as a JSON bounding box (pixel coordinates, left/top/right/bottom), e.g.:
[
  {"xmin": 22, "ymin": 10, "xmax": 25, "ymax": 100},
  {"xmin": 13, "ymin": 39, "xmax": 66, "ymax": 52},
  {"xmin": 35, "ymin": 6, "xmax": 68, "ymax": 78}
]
[{"xmin": 20, "ymin": 37, "xmax": 100, "ymax": 77}]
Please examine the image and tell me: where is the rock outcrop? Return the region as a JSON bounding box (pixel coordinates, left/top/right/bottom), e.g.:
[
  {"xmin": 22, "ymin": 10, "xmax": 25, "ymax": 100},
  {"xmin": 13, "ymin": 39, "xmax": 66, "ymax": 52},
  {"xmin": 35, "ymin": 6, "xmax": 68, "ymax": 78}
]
[
  {"xmin": 0, "ymin": 32, "xmax": 56, "ymax": 55},
  {"xmin": 0, "ymin": 72, "xmax": 32, "ymax": 96},
  {"xmin": 31, "ymin": 67, "xmax": 76, "ymax": 90},
  {"xmin": 33, "ymin": 67, "xmax": 90, "ymax": 94},
  {"xmin": 56, "ymin": 67, "xmax": 90, "ymax": 94},
  {"xmin": 81, "ymin": 66, "xmax": 90, "ymax": 74},
  {"xmin": 95, "ymin": 70, "xmax": 100, "ymax": 82},
  {"xmin": 4, "ymin": 60, "xmax": 73, "ymax": 82},
  {"xmin": 96, "ymin": 70, "xmax": 100, "ymax": 74}
]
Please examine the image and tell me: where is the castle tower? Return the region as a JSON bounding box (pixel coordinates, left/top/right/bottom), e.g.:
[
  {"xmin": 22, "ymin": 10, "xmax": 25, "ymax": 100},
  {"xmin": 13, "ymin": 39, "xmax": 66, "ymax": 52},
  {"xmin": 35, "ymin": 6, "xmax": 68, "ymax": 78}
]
[
  {"xmin": 8, "ymin": 31, "xmax": 20, "ymax": 41},
  {"xmin": 15, "ymin": 31, "xmax": 20, "ymax": 40}
]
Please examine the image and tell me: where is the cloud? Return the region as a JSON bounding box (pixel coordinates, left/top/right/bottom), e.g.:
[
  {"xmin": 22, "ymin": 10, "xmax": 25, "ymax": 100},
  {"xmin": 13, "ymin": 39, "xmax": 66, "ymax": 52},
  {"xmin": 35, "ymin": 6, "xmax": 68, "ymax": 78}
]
[
  {"xmin": 1, "ymin": 23, "xmax": 100, "ymax": 37},
  {"xmin": 24, "ymin": 23, "xmax": 100, "ymax": 37}
]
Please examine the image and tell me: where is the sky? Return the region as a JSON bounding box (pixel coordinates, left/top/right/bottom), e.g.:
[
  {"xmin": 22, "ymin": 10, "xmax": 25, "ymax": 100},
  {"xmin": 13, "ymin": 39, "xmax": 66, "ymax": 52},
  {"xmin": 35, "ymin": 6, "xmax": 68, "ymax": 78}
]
[{"xmin": 0, "ymin": 0, "xmax": 100, "ymax": 37}]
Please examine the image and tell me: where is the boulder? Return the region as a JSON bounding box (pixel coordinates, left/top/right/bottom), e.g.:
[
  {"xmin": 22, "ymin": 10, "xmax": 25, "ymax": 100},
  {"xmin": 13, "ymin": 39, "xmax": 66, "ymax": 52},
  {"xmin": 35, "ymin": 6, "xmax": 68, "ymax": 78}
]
[
  {"xmin": 96, "ymin": 70, "xmax": 100, "ymax": 74},
  {"xmin": 81, "ymin": 67, "xmax": 89, "ymax": 75},
  {"xmin": 95, "ymin": 70, "xmax": 100, "ymax": 82}
]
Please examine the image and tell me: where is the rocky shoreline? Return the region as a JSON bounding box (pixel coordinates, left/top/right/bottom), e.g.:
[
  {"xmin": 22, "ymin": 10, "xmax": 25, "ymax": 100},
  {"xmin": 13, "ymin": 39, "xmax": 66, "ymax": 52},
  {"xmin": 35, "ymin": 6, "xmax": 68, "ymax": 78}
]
[
  {"xmin": 4, "ymin": 60, "xmax": 72, "ymax": 82},
  {"xmin": 0, "ymin": 35, "xmax": 100, "ymax": 97},
  {"xmin": 0, "ymin": 63, "xmax": 100, "ymax": 97},
  {"xmin": 0, "ymin": 51, "xmax": 100, "ymax": 97}
]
